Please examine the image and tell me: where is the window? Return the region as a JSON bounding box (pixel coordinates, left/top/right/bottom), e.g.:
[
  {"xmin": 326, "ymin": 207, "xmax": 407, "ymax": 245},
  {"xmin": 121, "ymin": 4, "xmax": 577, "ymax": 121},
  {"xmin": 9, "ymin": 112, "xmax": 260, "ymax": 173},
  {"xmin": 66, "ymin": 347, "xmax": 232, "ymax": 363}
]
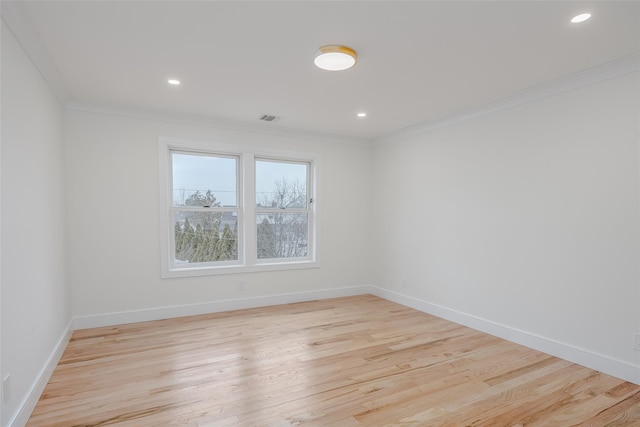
[
  {"xmin": 256, "ymin": 159, "xmax": 310, "ymax": 261},
  {"xmin": 171, "ymin": 152, "xmax": 240, "ymax": 266},
  {"xmin": 160, "ymin": 138, "xmax": 319, "ymax": 277}
]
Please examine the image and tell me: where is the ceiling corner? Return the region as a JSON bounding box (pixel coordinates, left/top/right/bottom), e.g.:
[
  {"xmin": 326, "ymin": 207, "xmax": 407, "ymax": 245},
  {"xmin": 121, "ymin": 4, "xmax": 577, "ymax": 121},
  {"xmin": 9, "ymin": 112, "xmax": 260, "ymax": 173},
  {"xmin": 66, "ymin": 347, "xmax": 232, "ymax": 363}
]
[{"xmin": 1, "ymin": 0, "xmax": 70, "ymax": 105}]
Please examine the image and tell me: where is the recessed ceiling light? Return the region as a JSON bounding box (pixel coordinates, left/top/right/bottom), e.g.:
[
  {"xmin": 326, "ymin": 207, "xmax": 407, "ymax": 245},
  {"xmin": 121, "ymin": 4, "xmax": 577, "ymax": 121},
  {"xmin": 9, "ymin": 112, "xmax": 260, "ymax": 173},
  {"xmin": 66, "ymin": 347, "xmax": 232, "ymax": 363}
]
[
  {"xmin": 357, "ymin": 112, "xmax": 367, "ymax": 118},
  {"xmin": 314, "ymin": 45, "xmax": 357, "ymax": 71},
  {"xmin": 571, "ymin": 13, "xmax": 591, "ymax": 23},
  {"xmin": 168, "ymin": 79, "xmax": 181, "ymax": 85}
]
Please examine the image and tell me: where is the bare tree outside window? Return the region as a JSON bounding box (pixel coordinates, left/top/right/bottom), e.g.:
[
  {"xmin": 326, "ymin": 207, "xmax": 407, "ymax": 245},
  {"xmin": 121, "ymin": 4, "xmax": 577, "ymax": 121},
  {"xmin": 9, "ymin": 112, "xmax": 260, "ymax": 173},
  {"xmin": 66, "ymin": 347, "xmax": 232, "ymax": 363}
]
[{"xmin": 256, "ymin": 161, "xmax": 310, "ymax": 260}]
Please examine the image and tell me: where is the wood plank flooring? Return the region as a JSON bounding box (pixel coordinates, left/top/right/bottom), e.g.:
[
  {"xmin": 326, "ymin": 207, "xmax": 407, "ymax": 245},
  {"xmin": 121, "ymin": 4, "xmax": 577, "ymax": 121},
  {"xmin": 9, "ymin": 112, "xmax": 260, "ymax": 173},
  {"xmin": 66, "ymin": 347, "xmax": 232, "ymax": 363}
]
[{"xmin": 28, "ymin": 295, "xmax": 640, "ymax": 426}]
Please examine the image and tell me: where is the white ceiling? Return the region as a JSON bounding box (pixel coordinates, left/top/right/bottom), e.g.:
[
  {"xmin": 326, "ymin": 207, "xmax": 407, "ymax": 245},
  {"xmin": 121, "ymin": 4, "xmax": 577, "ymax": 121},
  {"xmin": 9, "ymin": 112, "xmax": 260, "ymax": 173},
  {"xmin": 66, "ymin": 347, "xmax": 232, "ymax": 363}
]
[{"xmin": 6, "ymin": 1, "xmax": 640, "ymax": 141}]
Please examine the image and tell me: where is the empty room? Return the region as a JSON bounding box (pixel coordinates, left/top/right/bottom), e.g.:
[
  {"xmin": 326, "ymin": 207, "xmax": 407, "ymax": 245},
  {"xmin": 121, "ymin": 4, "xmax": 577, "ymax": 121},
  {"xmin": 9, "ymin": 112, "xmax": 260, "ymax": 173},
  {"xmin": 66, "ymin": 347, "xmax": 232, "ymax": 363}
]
[{"xmin": 1, "ymin": 1, "xmax": 640, "ymax": 426}]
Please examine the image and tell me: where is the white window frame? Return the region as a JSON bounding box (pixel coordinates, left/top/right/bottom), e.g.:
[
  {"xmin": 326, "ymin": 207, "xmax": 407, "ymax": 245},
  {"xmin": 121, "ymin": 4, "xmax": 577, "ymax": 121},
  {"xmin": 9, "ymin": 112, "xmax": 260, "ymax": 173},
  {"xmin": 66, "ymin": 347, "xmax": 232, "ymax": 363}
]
[
  {"xmin": 255, "ymin": 157, "xmax": 314, "ymax": 265},
  {"xmin": 159, "ymin": 137, "xmax": 320, "ymax": 278}
]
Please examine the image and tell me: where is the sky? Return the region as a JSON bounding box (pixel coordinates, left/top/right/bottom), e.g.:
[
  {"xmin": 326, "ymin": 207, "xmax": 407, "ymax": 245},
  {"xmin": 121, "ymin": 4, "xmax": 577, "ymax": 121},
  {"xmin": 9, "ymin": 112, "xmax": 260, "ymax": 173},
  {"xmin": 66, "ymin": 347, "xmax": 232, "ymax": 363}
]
[{"xmin": 172, "ymin": 152, "xmax": 307, "ymax": 207}]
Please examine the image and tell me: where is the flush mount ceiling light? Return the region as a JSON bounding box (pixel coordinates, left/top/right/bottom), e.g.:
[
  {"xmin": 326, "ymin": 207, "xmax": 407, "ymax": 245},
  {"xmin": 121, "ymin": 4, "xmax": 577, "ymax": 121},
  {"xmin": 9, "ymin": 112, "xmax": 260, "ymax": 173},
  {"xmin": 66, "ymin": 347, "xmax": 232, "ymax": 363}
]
[
  {"xmin": 167, "ymin": 79, "xmax": 181, "ymax": 85},
  {"xmin": 571, "ymin": 13, "xmax": 591, "ymax": 23},
  {"xmin": 314, "ymin": 45, "xmax": 357, "ymax": 71}
]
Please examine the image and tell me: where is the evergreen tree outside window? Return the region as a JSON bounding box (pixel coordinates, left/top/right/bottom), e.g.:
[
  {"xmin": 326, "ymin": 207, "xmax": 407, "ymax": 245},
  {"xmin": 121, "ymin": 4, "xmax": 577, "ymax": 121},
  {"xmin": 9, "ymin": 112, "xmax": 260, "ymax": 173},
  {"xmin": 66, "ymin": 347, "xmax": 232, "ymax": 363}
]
[{"xmin": 171, "ymin": 152, "xmax": 239, "ymax": 266}]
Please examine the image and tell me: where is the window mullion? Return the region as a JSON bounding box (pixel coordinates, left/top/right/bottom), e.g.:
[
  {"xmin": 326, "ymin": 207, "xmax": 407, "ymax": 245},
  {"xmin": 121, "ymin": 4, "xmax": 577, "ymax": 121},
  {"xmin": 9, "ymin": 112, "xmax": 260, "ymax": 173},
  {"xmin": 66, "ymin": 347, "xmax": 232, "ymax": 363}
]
[{"xmin": 243, "ymin": 153, "xmax": 257, "ymax": 266}]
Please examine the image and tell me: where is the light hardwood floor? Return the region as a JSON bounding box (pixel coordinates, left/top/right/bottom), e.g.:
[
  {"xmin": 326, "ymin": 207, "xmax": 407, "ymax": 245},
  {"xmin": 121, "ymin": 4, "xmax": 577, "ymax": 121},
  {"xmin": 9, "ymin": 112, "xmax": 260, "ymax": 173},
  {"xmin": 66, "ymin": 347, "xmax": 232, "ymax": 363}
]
[{"xmin": 28, "ymin": 295, "xmax": 640, "ymax": 426}]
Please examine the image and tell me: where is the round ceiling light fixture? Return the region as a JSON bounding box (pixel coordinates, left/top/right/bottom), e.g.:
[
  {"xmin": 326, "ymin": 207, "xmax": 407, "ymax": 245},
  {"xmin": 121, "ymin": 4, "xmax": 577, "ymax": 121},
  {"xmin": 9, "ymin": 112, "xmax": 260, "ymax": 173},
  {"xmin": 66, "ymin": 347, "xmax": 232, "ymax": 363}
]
[
  {"xmin": 571, "ymin": 13, "xmax": 591, "ymax": 23},
  {"xmin": 314, "ymin": 45, "xmax": 357, "ymax": 71}
]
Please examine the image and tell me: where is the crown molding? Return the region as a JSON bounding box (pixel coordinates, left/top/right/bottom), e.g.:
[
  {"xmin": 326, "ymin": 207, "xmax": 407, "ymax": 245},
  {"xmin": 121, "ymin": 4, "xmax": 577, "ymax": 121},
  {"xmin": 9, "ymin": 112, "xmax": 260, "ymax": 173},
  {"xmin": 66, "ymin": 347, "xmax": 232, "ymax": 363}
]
[
  {"xmin": 2, "ymin": 1, "xmax": 368, "ymax": 147},
  {"xmin": 4, "ymin": 0, "xmax": 637, "ymax": 148},
  {"xmin": 374, "ymin": 54, "xmax": 640, "ymax": 146},
  {"xmin": 64, "ymin": 102, "xmax": 371, "ymax": 148},
  {"xmin": 1, "ymin": 1, "xmax": 70, "ymax": 105}
]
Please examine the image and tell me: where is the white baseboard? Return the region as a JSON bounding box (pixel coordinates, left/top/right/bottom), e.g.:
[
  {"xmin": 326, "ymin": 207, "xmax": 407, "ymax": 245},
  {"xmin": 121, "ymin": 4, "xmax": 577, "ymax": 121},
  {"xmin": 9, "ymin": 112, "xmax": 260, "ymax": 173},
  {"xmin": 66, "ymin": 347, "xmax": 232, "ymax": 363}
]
[
  {"xmin": 8, "ymin": 319, "xmax": 74, "ymax": 427},
  {"xmin": 73, "ymin": 285, "xmax": 372, "ymax": 330},
  {"xmin": 13, "ymin": 284, "xmax": 640, "ymax": 427},
  {"xmin": 9, "ymin": 286, "xmax": 372, "ymax": 426},
  {"xmin": 368, "ymin": 286, "xmax": 640, "ymax": 386},
  {"xmin": 75, "ymin": 284, "xmax": 640, "ymax": 385}
]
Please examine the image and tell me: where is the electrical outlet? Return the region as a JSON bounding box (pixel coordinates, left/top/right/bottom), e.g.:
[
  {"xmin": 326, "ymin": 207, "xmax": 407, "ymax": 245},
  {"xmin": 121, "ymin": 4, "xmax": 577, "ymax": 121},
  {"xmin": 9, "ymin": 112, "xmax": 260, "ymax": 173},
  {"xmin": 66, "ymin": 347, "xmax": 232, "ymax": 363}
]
[
  {"xmin": 238, "ymin": 280, "xmax": 245, "ymax": 291},
  {"xmin": 634, "ymin": 333, "xmax": 640, "ymax": 351},
  {"xmin": 3, "ymin": 374, "xmax": 11, "ymax": 403},
  {"xmin": 401, "ymin": 278, "xmax": 408, "ymax": 289}
]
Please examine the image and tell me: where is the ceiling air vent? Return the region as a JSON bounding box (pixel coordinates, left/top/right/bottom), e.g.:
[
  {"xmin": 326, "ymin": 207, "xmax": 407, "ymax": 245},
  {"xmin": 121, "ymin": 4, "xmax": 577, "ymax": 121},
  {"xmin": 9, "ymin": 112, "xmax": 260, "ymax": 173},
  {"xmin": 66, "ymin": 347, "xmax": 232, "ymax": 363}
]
[{"xmin": 259, "ymin": 114, "xmax": 280, "ymax": 122}]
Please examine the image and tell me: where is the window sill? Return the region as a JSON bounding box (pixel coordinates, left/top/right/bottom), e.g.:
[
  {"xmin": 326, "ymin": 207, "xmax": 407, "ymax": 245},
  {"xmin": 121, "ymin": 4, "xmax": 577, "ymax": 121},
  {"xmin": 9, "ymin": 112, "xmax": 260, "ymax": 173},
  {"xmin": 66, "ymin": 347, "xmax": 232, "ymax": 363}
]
[{"xmin": 161, "ymin": 260, "xmax": 320, "ymax": 279}]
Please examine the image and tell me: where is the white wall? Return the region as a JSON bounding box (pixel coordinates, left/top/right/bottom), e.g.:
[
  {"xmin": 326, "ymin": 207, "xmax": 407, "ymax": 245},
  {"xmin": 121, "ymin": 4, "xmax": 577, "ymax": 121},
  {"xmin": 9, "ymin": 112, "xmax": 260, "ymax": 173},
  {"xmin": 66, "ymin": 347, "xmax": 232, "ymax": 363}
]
[
  {"xmin": 372, "ymin": 72, "xmax": 640, "ymax": 371},
  {"xmin": 2, "ymin": 5, "xmax": 638, "ymax": 421},
  {"xmin": 1, "ymin": 21, "xmax": 71, "ymax": 426},
  {"xmin": 64, "ymin": 110, "xmax": 372, "ymax": 319}
]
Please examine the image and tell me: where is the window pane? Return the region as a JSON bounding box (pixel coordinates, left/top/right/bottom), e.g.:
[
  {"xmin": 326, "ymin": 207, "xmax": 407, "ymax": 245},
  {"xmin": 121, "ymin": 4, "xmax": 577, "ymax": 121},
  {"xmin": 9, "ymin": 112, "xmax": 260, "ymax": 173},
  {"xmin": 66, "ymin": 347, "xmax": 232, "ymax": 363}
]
[
  {"xmin": 172, "ymin": 153, "xmax": 237, "ymax": 207},
  {"xmin": 174, "ymin": 211, "xmax": 238, "ymax": 263},
  {"xmin": 256, "ymin": 160, "xmax": 307, "ymax": 208},
  {"xmin": 256, "ymin": 213, "xmax": 308, "ymax": 259}
]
